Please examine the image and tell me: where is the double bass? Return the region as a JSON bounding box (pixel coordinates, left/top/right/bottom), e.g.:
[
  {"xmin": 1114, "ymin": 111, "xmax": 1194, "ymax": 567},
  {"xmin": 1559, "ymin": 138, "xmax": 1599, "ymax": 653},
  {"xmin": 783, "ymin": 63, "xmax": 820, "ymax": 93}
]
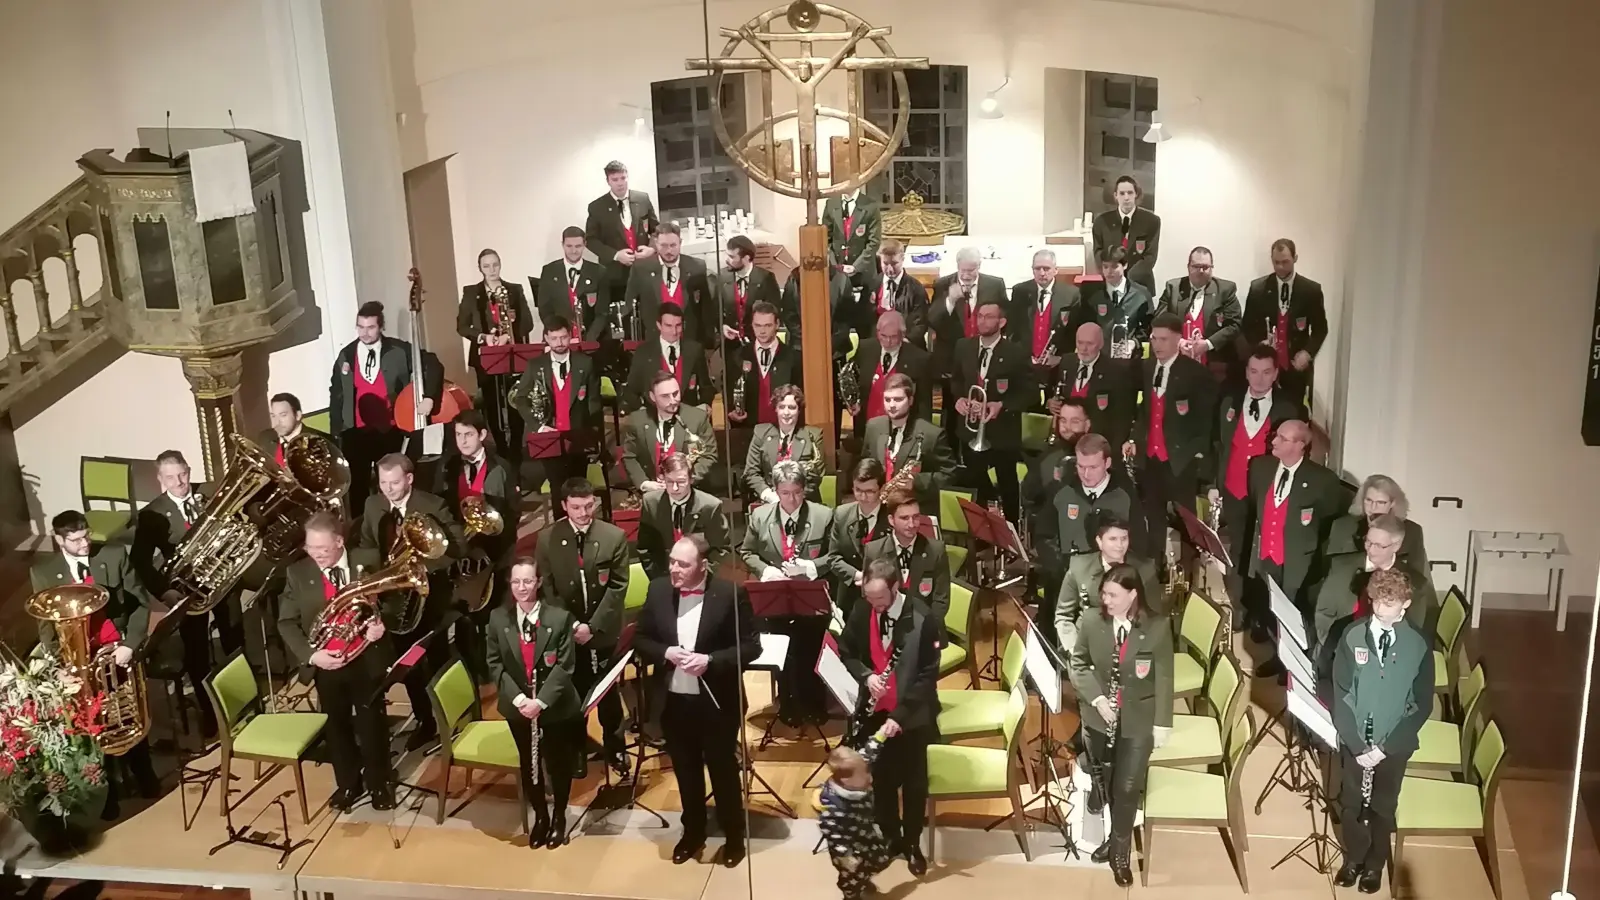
[{"xmin": 394, "ymin": 268, "xmax": 473, "ymax": 431}]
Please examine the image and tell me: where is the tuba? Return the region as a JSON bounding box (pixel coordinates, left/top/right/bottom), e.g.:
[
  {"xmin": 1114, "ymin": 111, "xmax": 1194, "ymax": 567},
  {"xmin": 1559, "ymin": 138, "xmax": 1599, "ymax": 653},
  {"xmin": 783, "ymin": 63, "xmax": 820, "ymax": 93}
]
[
  {"xmin": 28, "ymin": 585, "xmax": 149, "ymax": 757},
  {"xmin": 387, "ymin": 512, "xmax": 452, "ymax": 634},
  {"xmin": 309, "ymin": 556, "xmax": 431, "ymax": 662},
  {"xmin": 164, "ymin": 433, "xmax": 349, "ymax": 621}
]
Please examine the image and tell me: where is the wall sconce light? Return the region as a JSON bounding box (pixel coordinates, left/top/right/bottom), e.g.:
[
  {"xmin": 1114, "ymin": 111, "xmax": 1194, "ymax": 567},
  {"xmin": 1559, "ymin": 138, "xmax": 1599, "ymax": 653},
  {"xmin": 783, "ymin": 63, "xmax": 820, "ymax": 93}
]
[
  {"xmin": 1142, "ymin": 108, "xmax": 1170, "ymax": 143},
  {"xmin": 977, "ymin": 77, "xmax": 1010, "ymax": 119}
]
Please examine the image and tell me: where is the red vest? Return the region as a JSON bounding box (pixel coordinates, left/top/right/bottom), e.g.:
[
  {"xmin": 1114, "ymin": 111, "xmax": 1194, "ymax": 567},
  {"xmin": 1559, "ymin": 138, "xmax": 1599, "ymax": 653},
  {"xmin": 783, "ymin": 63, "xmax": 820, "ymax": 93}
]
[
  {"xmin": 660, "ymin": 348, "xmax": 684, "ymax": 386},
  {"xmin": 519, "ymin": 613, "xmax": 539, "ymax": 679},
  {"xmin": 1070, "ymin": 363, "xmax": 1091, "ymax": 399},
  {"xmin": 621, "ymin": 211, "xmax": 637, "ymax": 252},
  {"xmin": 457, "ymin": 458, "xmax": 489, "ymax": 500},
  {"xmin": 659, "ymin": 271, "xmax": 685, "ymax": 307},
  {"xmin": 654, "ymin": 425, "xmax": 677, "ymax": 474},
  {"xmin": 551, "ymin": 372, "xmax": 573, "ymax": 431},
  {"xmin": 1224, "ymin": 413, "xmax": 1270, "ymax": 500},
  {"xmin": 959, "ymin": 302, "xmax": 976, "ymax": 338},
  {"xmin": 1183, "ymin": 306, "xmax": 1207, "ymax": 364},
  {"xmin": 1032, "ymin": 300, "xmax": 1053, "ymax": 356},
  {"xmin": 869, "ymin": 612, "xmax": 898, "ymax": 712},
  {"xmin": 1146, "ymin": 393, "xmax": 1170, "ymax": 461},
  {"xmin": 1274, "ymin": 310, "xmax": 1291, "ymax": 369},
  {"xmin": 353, "ymin": 366, "xmax": 391, "ymax": 429},
  {"xmin": 274, "ymin": 441, "xmax": 286, "ymax": 468},
  {"xmin": 1258, "ymin": 490, "xmax": 1290, "ymax": 566},
  {"xmin": 754, "ymin": 345, "xmax": 780, "ymax": 425},
  {"xmin": 321, "ymin": 573, "xmax": 347, "ymax": 654},
  {"xmin": 734, "ymin": 280, "xmax": 748, "ymax": 333},
  {"xmin": 865, "ymin": 356, "xmax": 895, "ymax": 420}
]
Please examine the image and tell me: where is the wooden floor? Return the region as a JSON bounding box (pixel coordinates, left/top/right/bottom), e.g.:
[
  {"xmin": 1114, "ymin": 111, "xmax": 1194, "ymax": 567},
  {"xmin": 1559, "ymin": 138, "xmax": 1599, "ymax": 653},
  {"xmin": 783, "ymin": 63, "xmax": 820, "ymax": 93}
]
[{"xmin": 0, "ymin": 559, "xmax": 1541, "ymax": 900}]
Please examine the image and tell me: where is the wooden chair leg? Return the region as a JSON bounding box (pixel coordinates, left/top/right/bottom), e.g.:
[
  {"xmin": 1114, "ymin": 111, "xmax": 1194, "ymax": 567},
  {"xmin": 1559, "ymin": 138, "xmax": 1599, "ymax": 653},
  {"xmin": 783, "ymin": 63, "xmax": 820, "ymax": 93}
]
[
  {"xmin": 1141, "ymin": 821, "xmax": 1153, "ymax": 887},
  {"xmin": 253, "ymin": 759, "xmax": 263, "ymax": 781},
  {"xmin": 436, "ymin": 762, "xmax": 450, "ymax": 825},
  {"xmin": 1225, "ymin": 826, "xmax": 1249, "ymax": 893},
  {"xmin": 218, "ymin": 748, "xmax": 232, "ymax": 817},
  {"xmin": 293, "ymin": 760, "xmax": 309, "ymax": 824},
  {"xmin": 1481, "ymin": 826, "xmax": 1503, "ymax": 900},
  {"xmin": 1006, "ymin": 784, "xmax": 1031, "ymax": 862},
  {"xmin": 1391, "ymin": 833, "xmax": 1407, "ymax": 899}
]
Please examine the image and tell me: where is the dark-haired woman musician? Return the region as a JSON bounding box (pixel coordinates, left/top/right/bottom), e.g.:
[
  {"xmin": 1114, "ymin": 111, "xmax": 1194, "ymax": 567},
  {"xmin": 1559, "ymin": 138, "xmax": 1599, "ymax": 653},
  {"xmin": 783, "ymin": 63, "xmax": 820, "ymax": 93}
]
[
  {"xmin": 1069, "ymin": 563, "xmax": 1173, "ymax": 886},
  {"xmin": 458, "ymin": 248, "xmax": 534, "ymax": 451},
  {"xmin": 742, "ymin": 385, "xmax": 825, "ymax": 503}
]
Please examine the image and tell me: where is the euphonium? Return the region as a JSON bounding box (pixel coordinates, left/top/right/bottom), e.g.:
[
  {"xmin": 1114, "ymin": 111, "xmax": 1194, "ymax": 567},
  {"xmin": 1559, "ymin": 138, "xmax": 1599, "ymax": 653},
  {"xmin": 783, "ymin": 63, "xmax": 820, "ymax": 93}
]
[
  {"xmin": 459, "ymin": 495, "xmax": 507, "ymax": 614},
  {"xmin": 309, "ymin": 556, "xmax": 431, "ymax": 661},
  {"xmin": 28, "ymin": 585, "xmax": 149, "ymax": 757},
  {"xmin": 387, "ymin": 512, "xmax": 451, "ymax": 634},
  {"xmin": 965, "ymin": 385, "xmax": 991, "ymax": 453},
  {"xmin": 165, "ymin": 433, "xmax": 349, "ymax": 620}
]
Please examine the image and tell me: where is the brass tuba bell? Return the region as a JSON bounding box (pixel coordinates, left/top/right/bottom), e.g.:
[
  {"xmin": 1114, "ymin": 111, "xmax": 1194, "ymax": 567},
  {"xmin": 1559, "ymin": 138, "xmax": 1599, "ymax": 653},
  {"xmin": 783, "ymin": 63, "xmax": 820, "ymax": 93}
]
[
  {"xmin": 309, "ymin": 557, "xmax": 430, "ymax": 662},
  {"xmin": 27, "ymin": 584, "xmax": 150, "ymax": 757},
  {"xmin": 387, "ymin": 512, "xmax": 452, "ymax": 634}
]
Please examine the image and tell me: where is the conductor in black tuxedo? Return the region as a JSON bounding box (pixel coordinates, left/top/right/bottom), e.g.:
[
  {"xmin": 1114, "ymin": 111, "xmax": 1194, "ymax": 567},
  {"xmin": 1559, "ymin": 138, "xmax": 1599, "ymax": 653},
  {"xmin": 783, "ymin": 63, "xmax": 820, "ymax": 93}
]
[
  {"xmin": 1091, "ymin": 175, "xmax": 1161, "ymax": 295},
  {"xmin": 633, "ymin": 535, "xmax": 758, "ymax": 868}
]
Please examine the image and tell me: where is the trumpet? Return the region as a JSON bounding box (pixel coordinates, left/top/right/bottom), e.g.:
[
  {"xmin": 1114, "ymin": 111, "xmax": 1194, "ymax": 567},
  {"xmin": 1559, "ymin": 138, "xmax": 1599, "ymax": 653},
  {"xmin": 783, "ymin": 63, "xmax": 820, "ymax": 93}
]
[
  {"xmin": 1033, "ymin": 333, "xmax": 1059, "ymax": 366},
  {"xmin": 965, "ymin": 385, "xmax": 991, "ymax": 453}
]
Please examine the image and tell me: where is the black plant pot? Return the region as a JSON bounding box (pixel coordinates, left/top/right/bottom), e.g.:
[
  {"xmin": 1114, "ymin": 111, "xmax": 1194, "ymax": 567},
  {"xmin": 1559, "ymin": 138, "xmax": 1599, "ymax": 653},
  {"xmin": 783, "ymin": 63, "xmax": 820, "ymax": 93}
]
[{"xmin": 11, "ymin": 784, "xmax": 108, "ymax": 856}]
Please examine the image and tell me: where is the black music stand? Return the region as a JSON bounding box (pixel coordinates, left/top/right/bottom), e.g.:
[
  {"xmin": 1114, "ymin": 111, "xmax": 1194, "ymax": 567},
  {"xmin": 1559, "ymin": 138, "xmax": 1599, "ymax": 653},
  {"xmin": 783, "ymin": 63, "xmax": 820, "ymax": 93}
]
[
  {"xmin": 808, "ymin": 633, "xmax": 863, "ymax": 854},
  {"xmin": 479, "ymin": 343, "xmax": 542, "ymax": 377},
  {"xmin": 958, "ymin": 498, "xmax": 1029, "ymax": 681},
  {"xmin": 570, "ymin": 642, "xmax": 672, "ymax": 838},
  {"xmin": 368, "ymin": 631, "xmax": 443, "ymax": 849},
  {"xmin": 1177, "ymin": 505, "xmax": 1232, "ymax": 602},
  {"xmin": 746, "ymin": 579, "xmax": 834, "ymax": 750}
]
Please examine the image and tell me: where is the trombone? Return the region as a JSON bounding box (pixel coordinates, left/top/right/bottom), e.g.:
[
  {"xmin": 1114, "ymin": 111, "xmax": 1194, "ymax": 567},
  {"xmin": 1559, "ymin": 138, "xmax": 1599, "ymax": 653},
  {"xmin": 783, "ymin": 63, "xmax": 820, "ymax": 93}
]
[{"xmin": 966, "ymin": 385, "xmax": 991, "ymax": 453}]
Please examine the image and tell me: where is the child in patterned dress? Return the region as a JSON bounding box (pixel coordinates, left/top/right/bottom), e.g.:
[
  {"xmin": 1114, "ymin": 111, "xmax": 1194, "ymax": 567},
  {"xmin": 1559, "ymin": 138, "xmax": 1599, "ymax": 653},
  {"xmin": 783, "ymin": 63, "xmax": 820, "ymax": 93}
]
[{"xmin": 820, "ymin": 735, "xmax": 894, "ymax": 899}]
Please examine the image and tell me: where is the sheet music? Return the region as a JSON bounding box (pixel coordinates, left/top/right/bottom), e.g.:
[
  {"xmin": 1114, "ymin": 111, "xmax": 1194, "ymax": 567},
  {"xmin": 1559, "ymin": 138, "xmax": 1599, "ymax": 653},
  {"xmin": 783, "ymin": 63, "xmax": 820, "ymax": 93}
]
[
  {"xmin": 1280, "ymin": 631, "xmax": 1317, "ymax": 688},
  {"xmin": 1267, "ymin": 576, "xmax": 1309, "ymax": 649},
  {"xmin": 1284, "ymin": 677, "xmax": 1337, "ymax": 748},
  {"xmin": 753, "ymin": 633, "xmax": 789, "ymax": 669},
  {"xmin": 583, "ymin": 649, "xmax": 633, "ymax": 712},
  {"xmin": 1021, "ymin": 623, "xmax": 1063, "ymax": 715},
  {"xmin": 816, "ymin": 637, "xmax": 861, "ymax": 712}
]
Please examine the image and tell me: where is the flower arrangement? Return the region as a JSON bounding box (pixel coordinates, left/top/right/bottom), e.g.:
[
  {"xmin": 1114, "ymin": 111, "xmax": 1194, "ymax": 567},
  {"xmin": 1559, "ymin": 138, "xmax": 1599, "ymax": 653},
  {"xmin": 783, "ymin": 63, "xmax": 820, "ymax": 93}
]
[{"xmin": 0, "ymin": 655, "xmax": 107, "ymax": 818}]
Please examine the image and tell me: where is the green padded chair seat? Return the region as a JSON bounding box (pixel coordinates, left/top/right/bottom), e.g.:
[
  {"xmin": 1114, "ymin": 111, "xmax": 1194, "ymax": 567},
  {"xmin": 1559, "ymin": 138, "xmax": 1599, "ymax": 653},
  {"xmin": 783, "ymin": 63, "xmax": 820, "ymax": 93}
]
[
  {"xmin": 234, "ymin": 712, "xmax": 327, "ymax": 759},
  {"xmin": 1396, "ymin": 776, "xmax": 1482, "ymax": 830},
  {"xmin": 1433, "ymin": 650, "xmax": 1448, "ymax": 691},
  {"xmin": 1148, "ymin": 714, "xmax": 1222, "ymax": 766},
  {"xmin": 936, "ymin": 689, "xmax": 1008, "ymax": 738},
  {"xmin": 1144, "ymin": 767, "xmax": 1226, "ymax": 820},
  {"xmin": 452, "ymin": 720, "xmax": 518, "ymax": 766},
  {"xmin": 928, "ymin": 745, "xmax": 1007, "ymax": 795},
  {"xmin": 939, "ymin": 642, "xmax": 969, "ymax": 676},
  {"xmin": 1409, "ymin": 719, "xmax": 1462, "ymax": 770},
  {"xmin": 1173, "ymin": 653, "xmax": 1205, "ymax": 697},
  {"xmin": 601, "ymin": 377, "xmax": 618, "ymax": 398},
  {"xmin": 85, "ymin": 510, "xmax": 131, "ymax": 544}
]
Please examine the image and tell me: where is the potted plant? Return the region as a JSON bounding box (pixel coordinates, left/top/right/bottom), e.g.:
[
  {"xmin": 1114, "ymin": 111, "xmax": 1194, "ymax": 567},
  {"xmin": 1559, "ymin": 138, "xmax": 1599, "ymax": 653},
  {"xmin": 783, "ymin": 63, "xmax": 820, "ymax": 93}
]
[{"xmin": 0, "ymin": 655, "xmax": 109, "ymax": 854}]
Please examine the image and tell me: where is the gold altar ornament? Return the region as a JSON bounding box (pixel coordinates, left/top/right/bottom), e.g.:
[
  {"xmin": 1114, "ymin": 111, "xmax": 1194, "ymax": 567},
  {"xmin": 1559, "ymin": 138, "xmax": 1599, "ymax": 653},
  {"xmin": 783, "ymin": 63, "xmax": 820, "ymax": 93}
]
[
  {"xmin": 881, "ymin": 191, "xmax": 966, "ymax": 243},
  {"xmin": 686, "ymin": 1, "xmax": 929, "ymax": 217}
]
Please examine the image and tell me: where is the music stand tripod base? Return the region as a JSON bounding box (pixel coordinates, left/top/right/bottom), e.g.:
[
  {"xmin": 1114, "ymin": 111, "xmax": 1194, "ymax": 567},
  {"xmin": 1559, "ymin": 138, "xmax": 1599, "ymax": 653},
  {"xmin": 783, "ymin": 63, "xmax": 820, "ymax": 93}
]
[
  {"xmin": 208, "ymin": 786, "xmax": 310, "ymax": 869},
  {"xmin": 571, "ymin": 652, "xmax": 669, "ymax": 835}
]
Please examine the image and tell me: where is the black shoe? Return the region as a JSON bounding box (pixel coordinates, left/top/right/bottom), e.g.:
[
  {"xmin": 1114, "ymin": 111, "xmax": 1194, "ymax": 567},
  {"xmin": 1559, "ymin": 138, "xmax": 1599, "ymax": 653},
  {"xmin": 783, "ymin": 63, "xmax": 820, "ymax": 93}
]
[
  {"xmin": 607, "ymin": 752, "xmax": 631, "ymax": 779},
  {"xmin": 1249, "ymin": 623, "xmax": 1272, "ymax": 645},
  {"xmin": 1357, "ymin": 869, "xmax": 1383, "ymax": 894},
  {"xmin": 404, "ymin": 726, "xmax": 438, "ymax": 753},
  {"xmin": 329, "ymin": 787, "xmax": 362, "ymax": 812},
  {"xmin": 529, "ymin": 817, "xmax": 550, "ymax": 849},
  {"xmin": 100, "ymin": 797, "xmax": 121, "ymax": 822},
  {"xmin": 1334, "ymin": 861, "xmax": 1363, "ymax": 888},
  {"xmin": 135, "ymin": 772, "xmax": 162, "ymax": 799},
  {"xmin": 1091, "ymin": 841, "xmax": 1111, "ymax": 864},
  {"xmin": 721, "ymin": 840, "xmax": 746, "ymax": 868},
  {"xmin": 1087, "ymin": 783, "xmax": 1105, "ymax": 816},
  {"xmin": 371, "ymin": 787, "xmax": 397, "ymax": 811},
  {"xmin": 672, "ymin": 836, "xmax": 705, "ymax": 864},
  {"xmin": 1111, "ymin": 851, "xmax": 1134, "ymax": 887},
  {"xmin": 904, "ymin": 845, "xmax": 928, "ymax": 876},
  {"xmin": 1253, "ymin": 656, "xmax": 1286, "ymax": 678},
  {"xmin": 547, "ymin": 817, "xmax": 568, "ymax": 848}
]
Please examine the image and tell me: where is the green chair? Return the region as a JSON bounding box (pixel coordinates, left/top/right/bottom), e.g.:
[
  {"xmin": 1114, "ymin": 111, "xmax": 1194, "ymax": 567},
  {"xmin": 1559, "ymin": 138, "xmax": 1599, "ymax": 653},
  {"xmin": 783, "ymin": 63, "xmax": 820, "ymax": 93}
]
[
  {"xmin": 1021, "ymin": 413, "xmax": 1052, "ymax": 453},
  {"xmin": 846, "ymin": 332, "xmax": 860, "ymax": 362},
  {"xmin": 623, "ymin": 561, "xmax": 649, "ymax": 621},
  {"xmin": 939, "ymin": 580, "xmax": 980, "ymax": 686},
  {"xmin": 429, "ymin": 660, "xmax": 525, "ymax": 832},
  {"xmin": 945, "ymin": 544, "xmax": 969, "ymax": 579},
  {"xmin": 926, "ymin": 681, "xmax": 1030, "ymax": 862},
  {"xmin": 81, "ymin": 457, "xmax": 135, "ymax": 543},
  {"xmin": 1150, "ymin": 650, "xmax": 1244, "ymax": 769},
  {"xmin": 938, "ymin": 490, "xmax": 973, "ymax": 542},
  {"xmin": 204, "ymin": 651, "xmax": 328, "ymax": 823},
  {"xmin": 820, "ymin": 474, "xmax": 837, "ymax": 507},
  {"xmin": 1410, "ymin": 663, "xmax": 1488, "ymax": 773},
  {"xmin": 1173, "ymin": 592, "xmax": 1223, "ymax": 705},
  {"xmin": 1394, "ymin": 719, "xmax": 1507, "ymax": 899},
  {"xmin": 1434, "ymin": 587, "xmax": 1468, "ymax": 711},
  {"xmin": 1141, "ymin": 711, "xmax": 1255, "ymax": 890},
  {"xmin": 937, "ymin": 631, "xmax": 1026, "ymax": 741},
  {"xmin": 303, "ymin": 409, "xmax": 332, "ymax": 433}
]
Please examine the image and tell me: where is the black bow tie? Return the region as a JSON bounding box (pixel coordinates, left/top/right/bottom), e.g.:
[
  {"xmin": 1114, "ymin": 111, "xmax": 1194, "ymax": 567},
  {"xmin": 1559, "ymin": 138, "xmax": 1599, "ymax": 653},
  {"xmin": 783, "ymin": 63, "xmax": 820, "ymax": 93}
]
[
  {"xmin": 522, "ymin": 618, "xmax": 537, "ymax": 643},
  {"xmin": 783, "ymin": 517, "xmax": 797, "ymax": 537},
  {"xmin": 76, "ymin": 562, "xmax": 91, "ymax": 582},
  {"xmin": 1248, "ymin": 397, "xmax": 1262, "ymax": 419},
  {"xmin": 615, "ymin": 197, "xmax": 626, "ymax": 214},
  {"xmin": 327, "ymin": 566, "xmax": 346, "ymax": 589}
]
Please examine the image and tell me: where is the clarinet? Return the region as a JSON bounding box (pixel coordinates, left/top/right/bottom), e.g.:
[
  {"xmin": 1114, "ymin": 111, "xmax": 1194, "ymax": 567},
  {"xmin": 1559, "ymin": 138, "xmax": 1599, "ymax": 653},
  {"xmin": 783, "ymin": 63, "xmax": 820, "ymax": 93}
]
[
  {"xmin": 1106, "ymin": 642, "xmax": 1123, "ymax": 758},
  {"xmin": 578, "ymin": 569, "xmax": 599, "ymax": 676},
  {"xmin": 1359, "ymin": 714, "xmax": 1375, "ymax": 824},
  {"xmin": 849, "ymin": 634, "xmax": 904, "ymax": 747}
]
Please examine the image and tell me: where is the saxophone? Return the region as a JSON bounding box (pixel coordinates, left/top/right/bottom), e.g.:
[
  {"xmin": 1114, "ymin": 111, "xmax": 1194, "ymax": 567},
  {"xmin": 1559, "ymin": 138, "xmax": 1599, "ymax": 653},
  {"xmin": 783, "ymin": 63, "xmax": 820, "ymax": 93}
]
[
  {"xmin": 881, "ymin": 431, "xmax": 923, "ymax": 499},
  {"xmin": 487, "ymin": 282, "xmax": 515, "ymax": 340},
  {"xmin": 28, "ymin": 585, "xmax": 149, "ymax": 757}
]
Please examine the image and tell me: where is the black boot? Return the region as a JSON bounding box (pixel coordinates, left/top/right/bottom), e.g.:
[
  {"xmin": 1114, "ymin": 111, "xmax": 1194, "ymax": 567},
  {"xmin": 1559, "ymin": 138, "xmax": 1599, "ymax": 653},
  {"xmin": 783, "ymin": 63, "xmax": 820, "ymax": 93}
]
[
  {"xmin": 1110, "ymin": 846, "xmax": 1134, "ymax": 887},
  {"xmin": 1334, "ymin": 861, "xmax": 1363, "ymax": 888},
  {"xmin": 529, "ymin": 814, "xmax": 550, "ymax": 849},
  {"xmin": 1091, "ymin": 840, "xmax": 1111, "ymax": 864}
]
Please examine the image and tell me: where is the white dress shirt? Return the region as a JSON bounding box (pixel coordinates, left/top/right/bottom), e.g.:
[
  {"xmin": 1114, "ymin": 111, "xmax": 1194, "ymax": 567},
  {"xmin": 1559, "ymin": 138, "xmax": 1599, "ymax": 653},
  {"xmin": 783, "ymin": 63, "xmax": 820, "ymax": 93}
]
[
  {"xmin": 766, "ymin": 509, "xmax": 818, "ymax": 581},
  {"xmin": 754, "ymin": 340, "xmax": 780, "ymax": 374},
  {"xmin": 877, "ymin": 592, "xmax": 907, "ymax": 651},
  {"xmin": 63, "ymin": 551, "xmax": 92, "ymax": 582},
  {"xmin": 1271, "ymin": 459, "xmax": 1303, "ymax": 505},
  {"xmin": 169, "ymin": 491, "xmax": 198, "ymax": 522},
  {"xmin": 1368, "ymin": 618, "xmax": 1395, "ymax": 666},
  {"xmin": 947, "ymin": 279, "xmax": 977, "ymax": 314},
  {"xmin": 1276, "ymin": 276, "xmax": 1294, "ymax": 312},
  {"xmin": 1092, "ymin": 615, "xmax": 1135, "ymax": 708},
  {"xmin": 1083, "ymin": 473, "xmax": 1111, "ymax": 502},
  {"xmin": 548, "ymin": 352, "xmax": 571, "ymax": 387},
  {"xmin": 1242, "ymin": 391, "xmax": 1271, "ymax": 437},
  {"xmin": 390, "ymin": 493, "xmax": 411, "ymax": 519},
  {"xmin": 323, "ymin": 551, "xmax": 352, "ymax": 586},
  {"xmin": 669, "ymin": 583, "xmax": 708, "ymax": 694},
  {"xmin": 358, "ymin": 340, "xmax": 381, "ymax": 384},
  {"xmin": 1106, "ymin": 279, "xmax": 1126, "ymax": 305},
  {"xmin": 612, "ymin": 192, "xmax": 631, "ymax": 232},
  {"xmin": 1074, "ymin": 355, "xmax": 1097, "ymax": 392},
  {"xmin": 662, "ymin": 262, "xmax": 680, "ymax": 290},
  {"xmin": 1152, "ymin": 357, "xmax": 1174, "ymax": 398},
  {"xmin": 976, "ymin": 335, "xmax": 1002, "ymax": 379},
  {"xmin": 660, "ymin": 339, "xmax": 681, "ymax": 364}
]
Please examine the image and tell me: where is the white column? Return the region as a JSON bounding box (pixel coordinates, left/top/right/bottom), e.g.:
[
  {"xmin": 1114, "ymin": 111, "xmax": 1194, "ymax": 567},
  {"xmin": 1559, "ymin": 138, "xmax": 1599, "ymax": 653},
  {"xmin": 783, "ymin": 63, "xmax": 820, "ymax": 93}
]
[{"xmin": 1328, "ymin": 0, "xmax": 1445, "ymax": 482}]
